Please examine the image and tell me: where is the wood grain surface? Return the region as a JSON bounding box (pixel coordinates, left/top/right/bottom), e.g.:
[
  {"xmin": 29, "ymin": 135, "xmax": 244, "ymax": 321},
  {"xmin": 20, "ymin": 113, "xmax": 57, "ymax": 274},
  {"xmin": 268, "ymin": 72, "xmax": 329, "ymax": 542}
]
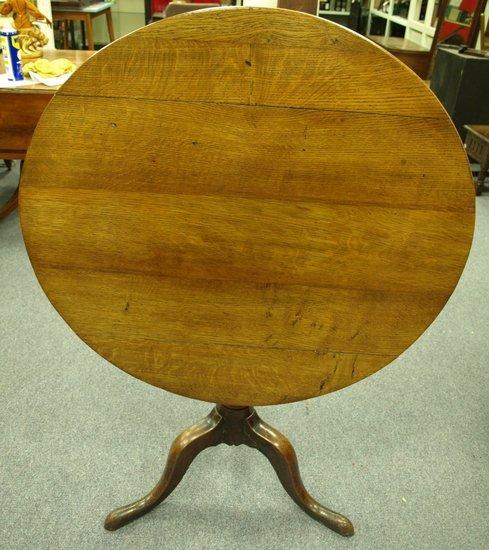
[
  {"xmin": 0, "ymin": 93, "xmax": 51, "ymax": 158},
  {"xmin": 19, "ymin": 8, "xmax": 475, "ymax": 406}
]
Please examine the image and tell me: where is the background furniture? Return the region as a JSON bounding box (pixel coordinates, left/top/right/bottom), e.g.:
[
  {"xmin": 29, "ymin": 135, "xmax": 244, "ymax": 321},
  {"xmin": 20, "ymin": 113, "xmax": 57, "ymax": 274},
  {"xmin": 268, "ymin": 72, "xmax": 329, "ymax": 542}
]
[
  {"xmin": 145, "ymin": 0, "xmax": 152, "ymax": 23},
  {"xmin": 366, "ymin": 0, "xmax": 489, "ymax": 48},
  {"xmin": 464, "ymin": 124, "xmax": 489, "ymax": 195},
  {"xmin": 277, "ymin": 0, "xmax": 318, "ymax": 13},
  {"xmin": 347, "ymin": 0, "xmax": 369, "ymax": 33},
  {"xmin": 52, "ymin": 1, "xmax": 114, "ymax": 50},
  {"xmin": 152, "ymin": 2, "xmax": 220, "ymax": 20},
  {"xmin": 318, "ymin": 0, "xmax": 354, "ymax": 27},
  {"xmin": 0, "ymin": 49, "xmax": 94, "ymax": 220},
  {"xmin": 481, "ymin": 12, "xmax": 488, "ymax": 47},
  {"xmin": 430, "ymin": 45, "xmax": 489, "ymax": 138},
  {"xmin": 367, "ymin": 0, "xmax": 441, "ymax": 48},
  {"xmin": 366, "ymin": 0, "xmax": 488, "ymax": 77},
  {"xmin": 434, "ymin": 0, "xmax": 487, "ymax": 47},
  {"xmin": 369, "ymin": 34, "xmax": 431, "ymax": 76},
  {"xmin": 20, "ymin": 7, "xmax": 474, "ymax": 536},
  {"xmin": 367, "ymin": 0, "xmax": 433, "ymax": 77}
]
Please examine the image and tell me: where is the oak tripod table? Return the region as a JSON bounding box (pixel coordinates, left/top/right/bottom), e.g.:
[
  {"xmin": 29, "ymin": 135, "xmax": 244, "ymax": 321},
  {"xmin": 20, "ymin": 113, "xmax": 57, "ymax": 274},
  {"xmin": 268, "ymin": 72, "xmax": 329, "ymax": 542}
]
[{"xmin": 20, "ymin": 8, "xmax": 475, "ymax": 538}]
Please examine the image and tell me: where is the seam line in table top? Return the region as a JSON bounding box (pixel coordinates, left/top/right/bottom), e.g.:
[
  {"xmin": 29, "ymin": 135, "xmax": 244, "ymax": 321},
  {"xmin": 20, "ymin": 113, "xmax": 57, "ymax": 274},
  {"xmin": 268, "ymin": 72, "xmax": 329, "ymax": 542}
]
[
  {"xmin": 33, "ymin": 259, "xmax": 453, "ymax": 300},
  {"xmin": 33, "ymin": 262, "xmax": 419, "ymax": 357},
  {"xmin": 55, "ymin": 92, "xmax": 446, "ymax": 121},
  {"xmin": 92, "ymin": 334, "xmax": 398, "ymax": 359},
  {"xmin": 20, "ymin": 185, "xmax": 474, "ymax": 215}
]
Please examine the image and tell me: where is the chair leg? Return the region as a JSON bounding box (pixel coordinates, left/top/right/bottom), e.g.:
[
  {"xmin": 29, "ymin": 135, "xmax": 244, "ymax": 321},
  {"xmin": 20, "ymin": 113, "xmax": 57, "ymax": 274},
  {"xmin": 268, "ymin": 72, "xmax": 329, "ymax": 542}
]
[
  {"xmin": 106, "ymin": 8, "xmax": 115, "ymax": 43},
  {"xmin": 62, "ymin": 20, "xmax": 69, "ymax": 49},
  {"xmin": 86, "ymin": 14, "xmax": 94, "ymax": 50},
  {"xmin": 69, "ymin": 20, "xmax": 76, "ymax": 49},
  {"xmin": 476, "ymin": 163, "xmax": 487, "ymax": 196},
  {"xmin": 81, "ymin": 20, "xmax": 86, "ymax": 49}
]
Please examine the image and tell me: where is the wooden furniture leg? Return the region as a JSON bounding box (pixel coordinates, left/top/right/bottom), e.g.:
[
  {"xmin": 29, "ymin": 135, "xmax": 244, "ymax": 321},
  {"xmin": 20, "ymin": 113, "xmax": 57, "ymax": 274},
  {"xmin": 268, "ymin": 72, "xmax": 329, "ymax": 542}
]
[
  {"xmin": 69, "ymin": 20, "xmax": 76, "ymax": 49},
  {"xmin": 62, "ymin": 20, "xmax": 69, "ymax": 49},
  {"xmin": 3, "ymin": 160, "xmax": 13, "ymax": 170},
  {"xmin": 0, "ymin": 159, "xmax": 22, "ymax": 220},
  {"xmin": 106, "ymin": 8, "xmax": 115, "ymax": 42},
  {"xmin": 105, "ymin": 405, "xmax": 354, "ymax": 537},
  {"xmin": 81, "ymin": 20, "xmax": 86, "ymax": 50},
  {"xmin": 476, "ymin": 162, "xmax": 487, "ymax": 196},
  {"xmin": 464, "ymin": 126, "xmax": 489, "ymax": 196},
  {"xmin": 244, "ymin": 410, "xmax": 353, "ymax": 535},
  {"xmin": 85, "ymin": 14, "xmax": 94, "ymax": 51},
  {"xmin": 0, "ymin": 185, "xmax": 19, "ymax": 219}
]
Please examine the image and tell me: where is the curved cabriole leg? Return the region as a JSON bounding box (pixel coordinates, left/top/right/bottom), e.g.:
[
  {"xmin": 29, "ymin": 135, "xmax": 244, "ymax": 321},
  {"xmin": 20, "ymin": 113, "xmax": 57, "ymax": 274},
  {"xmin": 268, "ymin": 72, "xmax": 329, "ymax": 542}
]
[
  {"xmin": 0, "ymin": 186, "xmax": 19, "ymax": 220},
  {"xmin": 104, "ymin": 408, "xmax": 224, "ymax": 531},
  {"xmin": 245, "ymin": 413, "xmax": 354, "ymax": 537},
  {"xmin": 1, "ymin": 160, "xmax": 22, "ymax": 220},
  {"xmin": 105, "ymin": 405, "xmax": 353, "ymax": 536}
]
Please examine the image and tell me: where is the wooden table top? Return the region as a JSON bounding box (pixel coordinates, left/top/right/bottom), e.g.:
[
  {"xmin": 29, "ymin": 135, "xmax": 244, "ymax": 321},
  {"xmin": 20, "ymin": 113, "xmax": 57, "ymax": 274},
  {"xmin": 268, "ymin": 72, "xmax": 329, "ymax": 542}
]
[
  {"xmin": 0, "ymin": 49, "xmax": 95, "ymax": 94},
  {"xmin": 20, "ymin": 8, "xmax": 475, "ymax": 406}
]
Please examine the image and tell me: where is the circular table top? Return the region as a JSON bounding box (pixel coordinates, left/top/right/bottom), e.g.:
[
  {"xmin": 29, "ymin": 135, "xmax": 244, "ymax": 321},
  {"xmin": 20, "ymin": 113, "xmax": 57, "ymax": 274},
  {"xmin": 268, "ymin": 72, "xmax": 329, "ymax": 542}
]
[{"xmin": 20, "ymin": 8, "xmax": 474, "ymax": 406}]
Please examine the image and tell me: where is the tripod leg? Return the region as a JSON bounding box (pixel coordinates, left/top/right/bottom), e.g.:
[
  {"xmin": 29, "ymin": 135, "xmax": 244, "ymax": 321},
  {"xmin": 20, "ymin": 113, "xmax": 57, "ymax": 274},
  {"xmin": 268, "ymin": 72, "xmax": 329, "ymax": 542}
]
[
  {"xmin": 104, "ymin": 407, "xmax": 223, "ymax": 531},
  {"xmin": 245, "ymin": 413, "xmax": 354, "ymax": 537},
  {"xmin": 0, "ymin": 185, "xmax": 18, "ymax": 220}
]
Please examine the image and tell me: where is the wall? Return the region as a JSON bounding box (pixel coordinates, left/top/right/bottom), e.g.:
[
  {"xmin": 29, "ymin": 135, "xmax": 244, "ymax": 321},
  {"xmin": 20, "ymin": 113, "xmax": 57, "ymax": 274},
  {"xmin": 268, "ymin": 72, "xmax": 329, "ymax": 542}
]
[
  {"xmin": 92, "ymin": 0, "xmax": 145, "ymax": 44},
  {"xmin": 37, "ymin": 0, "xmax": 55, "ymax": 47},
  {"xmin": 242, "ymin": 0, "xmax": 278, "ymax": 5}
]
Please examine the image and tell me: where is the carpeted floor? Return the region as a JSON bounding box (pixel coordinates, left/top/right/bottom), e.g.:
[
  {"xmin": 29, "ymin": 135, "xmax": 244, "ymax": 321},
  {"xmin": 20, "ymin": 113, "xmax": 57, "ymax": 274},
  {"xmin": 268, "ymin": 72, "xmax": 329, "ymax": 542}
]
[{"xmin": 1, "ymin": 161, "xmax": 488, "ymax": 550}]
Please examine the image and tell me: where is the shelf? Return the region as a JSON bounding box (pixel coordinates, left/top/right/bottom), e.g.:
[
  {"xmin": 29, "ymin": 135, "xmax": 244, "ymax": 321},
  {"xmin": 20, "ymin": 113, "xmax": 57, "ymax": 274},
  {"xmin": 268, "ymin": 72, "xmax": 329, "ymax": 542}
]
[
  {"xmin": 318, "ymin": 10, "xmax": 351, "ymax": 15},
  {"xmin": 370, "ymin": 8, "xmax": 390, "ymax": 19},
  {"xmin": 368, "ymin": 0, "xmax": 441, "ymax": 49},
  {"xmin": 390, "ymin": 14, "xmax": 408, "ymax": 26},
  {"xmin": 409, "ymin": 19, "xmax": 436, "ymax": 34},
  {"xmin": 370, "ymin": 7, "xmax": 437, "ymax": 34},
  {"xmin": 444, "ymin": 19, "xmax": 472, "ymax": 27}
]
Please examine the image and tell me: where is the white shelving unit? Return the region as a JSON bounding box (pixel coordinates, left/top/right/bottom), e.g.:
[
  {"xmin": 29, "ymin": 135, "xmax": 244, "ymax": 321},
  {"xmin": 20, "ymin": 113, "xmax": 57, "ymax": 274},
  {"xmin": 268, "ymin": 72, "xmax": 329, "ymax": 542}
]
[{"xmin": 367, "ymin": 0, "xmax": 438, "ymax": 48}]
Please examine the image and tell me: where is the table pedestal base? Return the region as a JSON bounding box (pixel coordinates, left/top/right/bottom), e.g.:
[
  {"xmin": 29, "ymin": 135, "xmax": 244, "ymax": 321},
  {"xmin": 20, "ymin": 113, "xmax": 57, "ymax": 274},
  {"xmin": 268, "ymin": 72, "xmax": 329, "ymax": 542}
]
[{"xmin": 104, "ymin": 405, "xmax": 354, "ymax": 537}]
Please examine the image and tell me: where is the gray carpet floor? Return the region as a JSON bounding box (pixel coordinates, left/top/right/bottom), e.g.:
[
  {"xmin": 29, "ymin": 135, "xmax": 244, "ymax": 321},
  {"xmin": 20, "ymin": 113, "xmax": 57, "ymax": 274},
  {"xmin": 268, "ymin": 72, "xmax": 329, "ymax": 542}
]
[{"xmin": 1, "ymin": 161, "xmax": 488, "ymax": 550}]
